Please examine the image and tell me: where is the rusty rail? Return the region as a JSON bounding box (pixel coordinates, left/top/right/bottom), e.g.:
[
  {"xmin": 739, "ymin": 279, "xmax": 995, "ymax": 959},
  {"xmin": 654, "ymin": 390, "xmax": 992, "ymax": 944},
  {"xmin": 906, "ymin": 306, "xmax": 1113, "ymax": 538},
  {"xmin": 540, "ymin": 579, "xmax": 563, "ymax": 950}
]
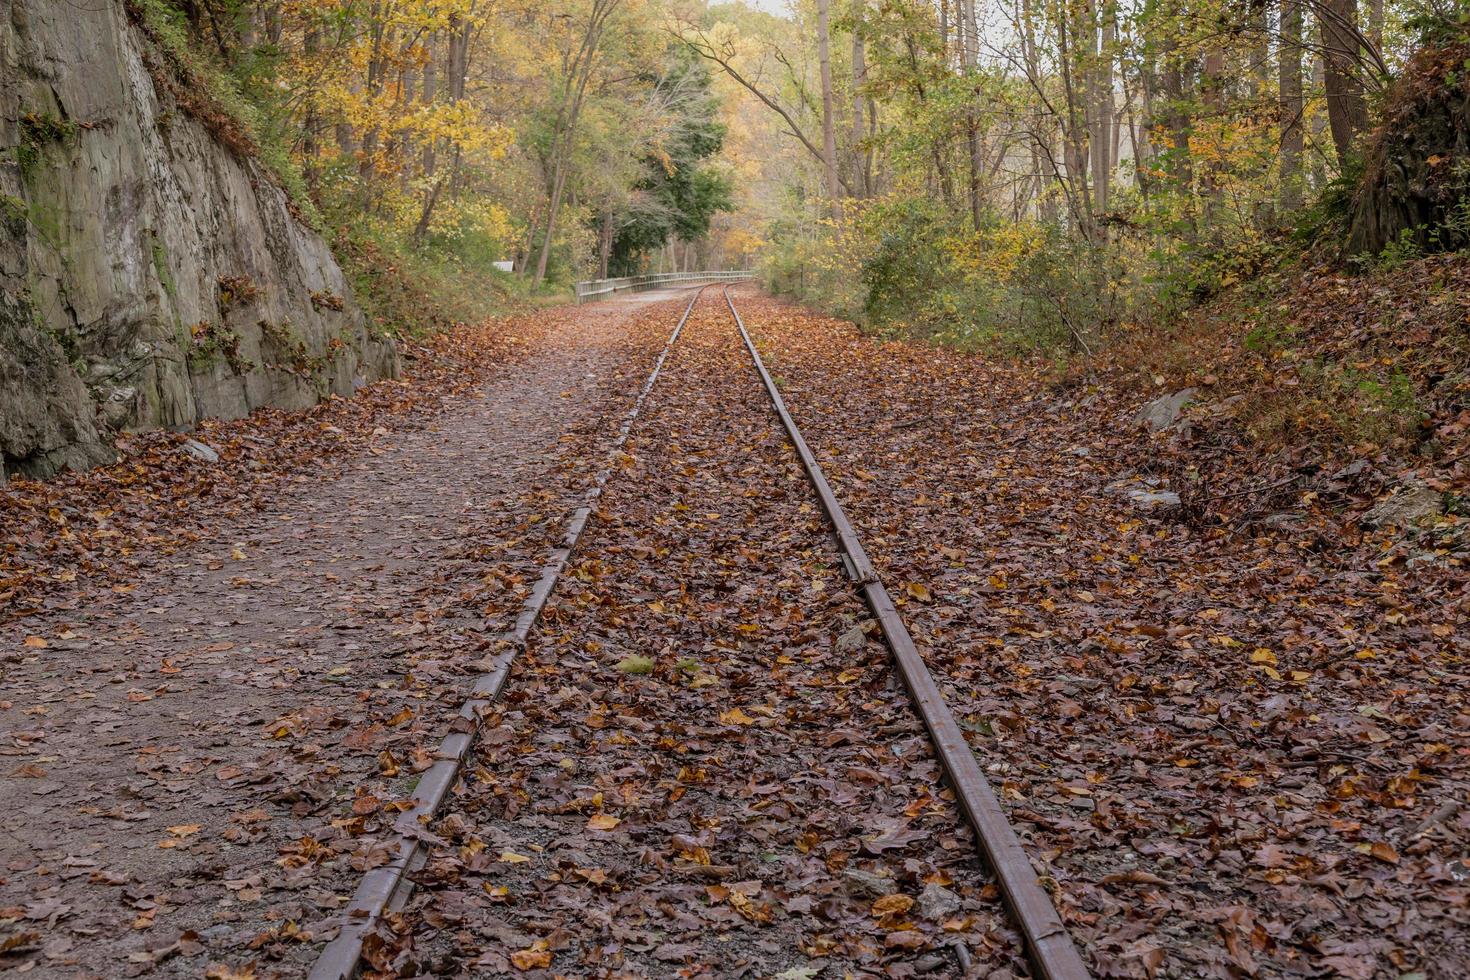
[
  {"xmin": 307, "ymin": 286, "xmax": 709, "ymax": 980},
  {"xmin": 723, "ymin": 286, "xmax": 1092, "ymax": 980}
]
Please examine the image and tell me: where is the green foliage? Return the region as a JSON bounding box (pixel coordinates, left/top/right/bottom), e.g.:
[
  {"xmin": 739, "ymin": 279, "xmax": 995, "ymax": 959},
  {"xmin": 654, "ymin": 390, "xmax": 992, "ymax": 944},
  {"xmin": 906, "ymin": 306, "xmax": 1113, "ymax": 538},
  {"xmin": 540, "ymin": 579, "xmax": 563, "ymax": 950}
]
[
  {"xmin": 1242, "ymin": 311, "xmax": 1298, "ymax": 353},
  {"xmin": 16, "ymin": 111, "xmax": 77, "ymax": 184},
  {"xmin": 0, "ymin": 194, "xmax": 27, "ymax": 236},
  {"xmin": 617, "ymin": 655, "xmax": 656, "ymax": 674},
  {"xmin": 607, "ymin": 53, "xmax": 734, "ymax": 275},
  {"xmin": 128, "ymin": 0, "xmax": 321, "ymax": 228},
  {"xmin": 331, "ymin": 211, "xmax": 556, "ymax": 338},
  {"xmin": 148, "ymin": 233, "xmax": 177, "ymax": 299},
  {"xmin": 186, "ymin": 320, "xmax": 252, "ymax": 373}
]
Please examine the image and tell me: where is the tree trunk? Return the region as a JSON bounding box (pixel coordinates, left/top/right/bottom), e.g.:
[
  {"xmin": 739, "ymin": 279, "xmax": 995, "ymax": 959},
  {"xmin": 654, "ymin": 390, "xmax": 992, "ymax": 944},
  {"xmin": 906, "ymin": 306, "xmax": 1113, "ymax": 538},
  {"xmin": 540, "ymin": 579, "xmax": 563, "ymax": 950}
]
[
  {"xmin": 816, "ymin": 0, "xmax": 843, "ymax": 218},
  {"xmin": 598, "ymin": 210, "xmax": 613, "ymax": 278},
  {"xmin": 534, "ymin": 0, "xmax": 622, "ymax": 286},
  {"xmin": 422, "ymin": 29, "xmax": 438, "ymax": 179},
  {"xmin": 1279, "ymin": 0, "xmax": 1305, "ymax": 211},
  {"xmin": 1159, "ymin": 17, "xmax": 1194, "ymax": 237},
  {"xmin": 959, "ymin": 0, "xmax": 983, "ymax": 228},
  {"xmin": 1310, "ymin": 54, "xmax": 1329, "ymax": 189},
  {"xmin": 1202, "ymin": 47, "xmax": 1225, "ymax": 222},
  {"xmin": 1090, "ymin": 3, "xmax": 1116, "ymax": 215},
  {"xmin": 302, "ymin": 25, "xmax": 320, "ymax": 188},
  {"xmin": 850, "ymin": 0, "xmax": 868, "ymax": 197},
  {"xmin": 1319, "ymin": 0, "xmax": 1369, "ymax": 163},
  {"xmin": 1055, "ymin": 0, "xmax": 1096, "ymax": 239}
]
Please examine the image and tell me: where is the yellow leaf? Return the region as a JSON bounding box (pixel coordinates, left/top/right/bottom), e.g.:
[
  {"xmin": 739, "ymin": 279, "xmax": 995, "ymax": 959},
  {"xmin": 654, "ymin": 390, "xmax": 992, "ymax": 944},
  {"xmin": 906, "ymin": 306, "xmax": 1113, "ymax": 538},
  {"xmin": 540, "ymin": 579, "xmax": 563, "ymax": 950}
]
[
  {"xmin": 905, "ymin": 582, "xmax": 932, "ymax": 602},
  {"xmin": 1249, "ymin": 649, "xmax": 1277, "ymax": 666},
  {"xmin": 23, "ymin": 636, "xmax": 47, "ymax": 649},
  {"xmin": 587, "ymin": 813, "xmax": 620, "ymax": 831},
  {"xmin": 719, "ymin": 707, "xmax": 756, "ymax": 726},
  {"xmin": 167, "ymin": 824, "xmax": 202, "ymax": 837},
  {"xmin": 498, "ymin": 851, "xmax": 531, "ymax": 864},
  {"xmin": 871, "ymin": 894, "xmax": 914, "ymax": 916},
  {"xmin": 510, "ymin": 947, "xmax": 551, "ymax": 970}
]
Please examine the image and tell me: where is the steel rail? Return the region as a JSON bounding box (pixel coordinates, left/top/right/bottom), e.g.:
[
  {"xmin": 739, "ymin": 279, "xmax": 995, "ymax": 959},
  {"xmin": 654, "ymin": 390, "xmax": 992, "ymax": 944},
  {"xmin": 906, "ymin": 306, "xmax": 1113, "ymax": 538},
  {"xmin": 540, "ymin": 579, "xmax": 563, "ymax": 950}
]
[
  {"xmin": 308, "ymin": 285, "xmax": 710, "ymax": 980},
  {"xmin": 723, "ymin": 286, "xmax": 1092, "ymax": 980}
]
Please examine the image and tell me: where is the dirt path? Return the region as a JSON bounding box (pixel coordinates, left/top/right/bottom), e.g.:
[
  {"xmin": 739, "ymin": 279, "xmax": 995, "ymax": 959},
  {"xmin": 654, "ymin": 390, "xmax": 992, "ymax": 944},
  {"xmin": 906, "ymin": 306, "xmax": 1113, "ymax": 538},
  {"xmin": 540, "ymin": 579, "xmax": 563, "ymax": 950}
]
[
  {"xmin": 0, "ymin": 290, "xmax": 693, "ymax": 978},
  {"xmin": 363, "ymin": 291, "xmax": 1024, "ymax": 979}
]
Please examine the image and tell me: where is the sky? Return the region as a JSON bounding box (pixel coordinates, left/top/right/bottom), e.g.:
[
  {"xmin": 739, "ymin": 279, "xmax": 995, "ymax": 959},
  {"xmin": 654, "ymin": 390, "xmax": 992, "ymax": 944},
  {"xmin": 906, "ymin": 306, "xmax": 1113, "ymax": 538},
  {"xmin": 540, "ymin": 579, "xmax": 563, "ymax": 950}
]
[{"xmin": 740, "ymin": 0, "xmax": 792, "ymax": 15}]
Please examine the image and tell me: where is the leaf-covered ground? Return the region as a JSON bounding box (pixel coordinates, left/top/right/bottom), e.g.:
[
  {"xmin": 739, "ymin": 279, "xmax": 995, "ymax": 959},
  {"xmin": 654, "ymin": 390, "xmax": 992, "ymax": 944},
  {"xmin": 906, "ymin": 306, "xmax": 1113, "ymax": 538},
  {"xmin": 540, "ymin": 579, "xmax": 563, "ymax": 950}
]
[
  {"xmin": 4, "ymin": 283, "xmax": 1466, "ymax": 980},
  {"xmin": 736, "ymin": 289, "xmax": 1469, "ymax": 978},
  {"xmin": 0, "ymin": 292, "xmax": 691, "ymax": 977},
  {"xmin": 361, "ymin": 293, "xmax": 1025, "ymax": 978}
]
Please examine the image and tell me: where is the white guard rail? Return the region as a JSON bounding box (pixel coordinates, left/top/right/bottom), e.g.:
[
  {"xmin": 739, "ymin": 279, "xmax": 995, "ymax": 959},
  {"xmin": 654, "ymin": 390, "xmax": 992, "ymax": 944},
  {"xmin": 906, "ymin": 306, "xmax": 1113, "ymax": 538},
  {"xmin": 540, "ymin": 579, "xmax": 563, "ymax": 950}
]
[{"xmin": 574, "ymin": 270, "xmax": 754, "ymax": 304}]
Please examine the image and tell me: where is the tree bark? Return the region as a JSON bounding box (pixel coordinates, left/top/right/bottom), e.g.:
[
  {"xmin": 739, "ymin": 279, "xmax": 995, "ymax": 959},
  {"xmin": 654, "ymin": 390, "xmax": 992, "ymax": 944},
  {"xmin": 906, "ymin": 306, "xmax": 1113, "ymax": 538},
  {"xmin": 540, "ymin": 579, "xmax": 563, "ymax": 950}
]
[
  {"xmin": 534, "ymin": 0, "xmax": 623, "ymax": 286},
  {"xmin": 1319, "ymin": 0, "xmax": 1369, "ymax": 163},
  {"xmin": 960, "ymin": 0, "xmax": 983, "ymax": 228},
  {"xmin": 850, "ymin": 0, "xmax": 868, "ymax": 197},
  {"xmin": 1158, "ymin": 10, "xmax": 1194, "ymax": 237},
  {"xmin": 1090, "ymin": 2, "xmax": 1116, "ymax": 215},
  {"xmin": 816, "ymin": 0, "xmax": 844, "ymax": 219},
  {"xmin": 1279, "ymin": 0, "xmax": 1305, "ymax": 211},
  {"xmin": 1202, "ymin": 46, "xmax": 1225, "ymax": 221}
]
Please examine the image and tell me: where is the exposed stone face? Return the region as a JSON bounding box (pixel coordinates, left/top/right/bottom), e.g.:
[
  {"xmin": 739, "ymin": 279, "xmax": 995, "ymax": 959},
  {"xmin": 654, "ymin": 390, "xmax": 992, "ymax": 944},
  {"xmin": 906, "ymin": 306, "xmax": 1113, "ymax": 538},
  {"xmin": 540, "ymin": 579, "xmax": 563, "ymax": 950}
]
[{"xmin": 0, "ymin": 0, "xmax": 397, "ymax": 479}]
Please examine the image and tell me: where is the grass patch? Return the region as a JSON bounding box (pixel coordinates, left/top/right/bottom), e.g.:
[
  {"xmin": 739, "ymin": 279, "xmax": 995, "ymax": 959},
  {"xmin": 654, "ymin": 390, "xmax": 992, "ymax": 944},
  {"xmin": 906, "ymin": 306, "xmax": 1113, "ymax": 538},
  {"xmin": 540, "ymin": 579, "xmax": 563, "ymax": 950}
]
[
  {"xmin": 617, "ymin": 655, "xmax": 656, "ymax": 675},
  {"xmin": 332, "ymin": 216, "xmax": 566, "ymax": 338}
]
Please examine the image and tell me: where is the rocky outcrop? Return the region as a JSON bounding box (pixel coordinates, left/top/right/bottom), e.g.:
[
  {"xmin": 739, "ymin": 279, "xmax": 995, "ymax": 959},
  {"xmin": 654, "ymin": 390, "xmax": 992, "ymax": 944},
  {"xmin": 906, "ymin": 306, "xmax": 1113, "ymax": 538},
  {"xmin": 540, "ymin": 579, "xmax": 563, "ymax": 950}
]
[{"xmin": 1, "ymin": 0, "xmax": 397, "ymax": 479}]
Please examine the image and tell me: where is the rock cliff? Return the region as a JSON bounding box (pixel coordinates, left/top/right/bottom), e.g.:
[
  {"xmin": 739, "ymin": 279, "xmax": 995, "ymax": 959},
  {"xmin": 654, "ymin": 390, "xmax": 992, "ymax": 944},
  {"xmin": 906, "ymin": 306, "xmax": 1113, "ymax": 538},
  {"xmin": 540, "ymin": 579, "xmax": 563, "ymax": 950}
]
[{"xmin": 1, "ymin": 0, "xmax": 398, "ymax": 480}]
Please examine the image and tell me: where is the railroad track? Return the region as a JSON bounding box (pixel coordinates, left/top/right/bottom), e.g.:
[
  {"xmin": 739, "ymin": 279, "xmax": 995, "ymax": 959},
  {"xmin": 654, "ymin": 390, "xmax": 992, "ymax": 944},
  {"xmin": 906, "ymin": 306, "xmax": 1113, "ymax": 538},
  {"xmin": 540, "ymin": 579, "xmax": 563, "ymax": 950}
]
[{"xmin": 310, "ymin": 284, "xmax": 1089, "ymax": 980}]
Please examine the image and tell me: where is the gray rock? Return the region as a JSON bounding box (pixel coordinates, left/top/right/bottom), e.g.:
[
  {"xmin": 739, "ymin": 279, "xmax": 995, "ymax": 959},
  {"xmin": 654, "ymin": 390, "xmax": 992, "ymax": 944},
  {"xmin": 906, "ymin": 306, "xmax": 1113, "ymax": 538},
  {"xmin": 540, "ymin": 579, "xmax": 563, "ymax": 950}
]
[
  {"xmin": 841, "ymin": 867, "xmax": 897, "ymax": 898},
  {"xmin": 180, "ymin": 439, "xmax": 220, "ymax": 463},
  {"xmin": 1363, "ymin": 479, "xmax": 1442, "ymax": 529},
  {"xmin": 1125, "ymin": 488, "xmax": 1181, "ymax": 509},
  {"xmin": 1331, "ymin": 459, "xmax": 1372, "ymax": 481},
  {"xmin": 916, "ymin": 882, "xmax": 962, "ymax": 920},
  {"xmin": 0, "ymin": 292, "xmax": 113, "ymax": 481},
  {"xmin": 1135, "ymin": 388, "xmax": 1198, "ymax": 431},
  {"xmin": 0, "ymin": 2, "xmax": 399, "ymax": 478},
  {"xmin": 836, "ymin": 623, "xmax": 868, "ymax": 654}
]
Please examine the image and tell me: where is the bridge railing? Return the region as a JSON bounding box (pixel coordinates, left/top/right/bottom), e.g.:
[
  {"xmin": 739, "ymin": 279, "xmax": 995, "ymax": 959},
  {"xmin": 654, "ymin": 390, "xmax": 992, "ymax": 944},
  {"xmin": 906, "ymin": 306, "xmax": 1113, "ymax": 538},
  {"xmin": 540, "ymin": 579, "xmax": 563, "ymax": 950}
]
[{"xmin": 573, "ymin": 270, "xmax": 754, "ymax": 304}]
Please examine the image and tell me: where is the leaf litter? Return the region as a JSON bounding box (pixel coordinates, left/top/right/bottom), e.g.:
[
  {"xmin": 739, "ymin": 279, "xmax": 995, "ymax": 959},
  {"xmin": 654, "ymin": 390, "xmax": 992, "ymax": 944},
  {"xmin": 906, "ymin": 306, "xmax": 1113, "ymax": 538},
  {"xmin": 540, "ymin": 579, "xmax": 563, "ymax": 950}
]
[
  {"xmin": 733, "ymin": 290, "xmax": 1470, "ymax": 979},
  {"xmin": 0, "ymin": 294, "xmax": 698, "ymax": 977},
  {"xmin": 6, "ymin": 283, "xmax": 1464, "ymax": 978},
  {"xmin": 352, "ymin": 293, "xmax": 1026, "ymax": 978}
]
